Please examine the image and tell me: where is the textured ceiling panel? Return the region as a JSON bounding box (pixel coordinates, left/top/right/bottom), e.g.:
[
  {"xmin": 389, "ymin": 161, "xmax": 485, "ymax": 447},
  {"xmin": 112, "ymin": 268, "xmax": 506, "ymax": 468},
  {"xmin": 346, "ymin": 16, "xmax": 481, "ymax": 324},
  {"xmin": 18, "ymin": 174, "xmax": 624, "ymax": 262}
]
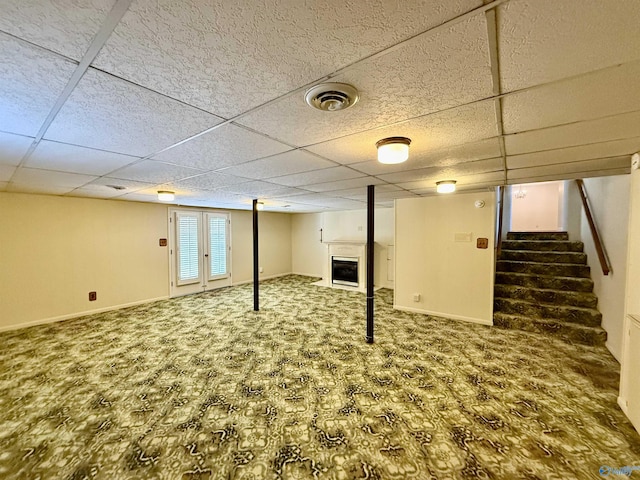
[
  {"xmin": 45, "ymin": 68, "xmax": 223, "ymax": 156},
  {"xmin": 305, "ymin": 101, "xmax": 500, "ymax": 166},
  {"xmin": 269, "ymin": 166, "xmax": 365, "ymax": 188},
  {"xmin": 221, "ymin": 150, "xmax": 336, "ymax": 180},
  {"xmin": 0, "ymin": 0, "xmax": 115, "ymax": 61},
  {"xmin": 0, "ymin": 34, "xmax": 78, "ymax": 136},
  {"xmin": 84, "ymin": 176, "xmax": 154, "ymax": 192},
  {"xmin": 217, "ymin": 180, "xmax": 307, "ymax": 199},
  {"xmin": 498, "ymin": 0, "xmax": 640, "ymax": 92},
  {"xmin": 506, "ymin": 168, "xmax": 630, "ymax": 185},
  {"xmin": 9, "ymin": 167, "xmax": 96, "ymax": 190},
  {"xmin": 502, "ymin": 62, "xmax": 640, "ymax": 134},
  {"xmin": 507, "ymin": 138, "xmax": 640, "ymax": 170},
  {"xmin": 93, "ymin": 0, "xmax": 480, "ymax": 118},
  {"xmin": 150, "ymin": 123, "xmax": 291, "ymax": 170},
  {"xmin": 238, "ymin": 14, "xmax": 493, "ymax": 146},
  {"xmin": 109, "ymin": 160, "xmax": 205, "ymax": 183},
  {"xmin": 0, "ymin": 131, "xmax": 34, "ymax": 166},
  {"xmin": 504, "ymin": 111, "xmax": 640, "ymax": 155},
  {"xmin": 171, "ymin": 172, "xmax": 251, "ymax": 191},
  {"xmin": 0, "ymin": 164, "xmax": 16, "ymax": 181},
  {"xmin": 349, "ymin": 138, "xmax": 502, "ymax": 175},
  {"xmin": 402, "ymin": 171, "xmax": 505, "ymax": 192},
  {"xmin": 377, "ymin": 156, "xmax": 504, "ymax": 184},
  {"xmin": 508, "ymin": 156, "xmax": 631, "ymax": 181},
  {"xmin": 304, "ymin": 176, "xmax": 386, "ymax": 193},
  {"xmin": 25, "ymin": 141, "xmax": 139, "ymax": 175}
]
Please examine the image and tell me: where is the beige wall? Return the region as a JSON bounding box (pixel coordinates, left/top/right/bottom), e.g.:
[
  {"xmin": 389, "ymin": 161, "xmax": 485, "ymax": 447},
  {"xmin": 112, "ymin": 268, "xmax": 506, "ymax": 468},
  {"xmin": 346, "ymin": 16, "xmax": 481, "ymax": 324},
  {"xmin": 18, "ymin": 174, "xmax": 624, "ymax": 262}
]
[
  {"xmin": 290, "ymin": 208, "xmax": 395, "ymax": 288},
  {"xmin": 395, "ymin": 192, "xmax": 496, "ymax": 324},
  {"xmin": 230, "ymin": 210, "xmax": 292, "ymax": 284},
  {"xmin": 580, "ymin": 175, "xmax": 630, "ymax": 361},
  {"xmin": 0, "ymin": 192, "xmax": 169, "ymax": 330},
  {"xmin": 511, "ymin": 181, "xmax": 563, "ymax": 232},
  {"xmin": 291, "ymin": 213, "xmax": 324, "ymax": 277}
]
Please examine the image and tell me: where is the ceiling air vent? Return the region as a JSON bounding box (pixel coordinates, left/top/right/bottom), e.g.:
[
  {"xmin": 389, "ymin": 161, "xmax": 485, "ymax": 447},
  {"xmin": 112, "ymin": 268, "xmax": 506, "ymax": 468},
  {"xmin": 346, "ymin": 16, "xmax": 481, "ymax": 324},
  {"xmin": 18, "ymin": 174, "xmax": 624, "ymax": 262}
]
[{"xmin": 305, "ymin": 83, "xmax": 359, "ymax": 112}]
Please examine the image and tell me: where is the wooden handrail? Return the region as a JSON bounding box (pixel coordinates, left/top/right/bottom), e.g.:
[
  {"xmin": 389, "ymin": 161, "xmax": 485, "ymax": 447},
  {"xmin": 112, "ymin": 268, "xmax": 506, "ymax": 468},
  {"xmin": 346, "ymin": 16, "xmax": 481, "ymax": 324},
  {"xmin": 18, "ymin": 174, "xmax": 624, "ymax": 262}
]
[
  {"xmin": 496, "ymin": 185, "xmax": 505, "ymax": 259},
  {"xmin": 575, "ymin": 179, "xmax": 611, "ymax": 275}
]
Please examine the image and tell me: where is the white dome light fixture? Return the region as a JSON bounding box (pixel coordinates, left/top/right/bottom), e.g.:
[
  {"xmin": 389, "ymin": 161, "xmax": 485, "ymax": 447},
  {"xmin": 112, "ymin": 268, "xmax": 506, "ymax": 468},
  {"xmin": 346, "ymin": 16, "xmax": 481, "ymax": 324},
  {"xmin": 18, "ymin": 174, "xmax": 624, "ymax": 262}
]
[
  {"xmin": 257, "ymin": 202, "xmax": 265, "ymax": 211},
  {"xmin": 376, "ymin": 137, "xmax": 411, "ymax": 164},
  {"xmin": 436, "ymin": 180, "xmax": 456, "ymax": 194},
  {"xmin": 157, "ymin": 190, "xmax": 175, "ymax": 202}
]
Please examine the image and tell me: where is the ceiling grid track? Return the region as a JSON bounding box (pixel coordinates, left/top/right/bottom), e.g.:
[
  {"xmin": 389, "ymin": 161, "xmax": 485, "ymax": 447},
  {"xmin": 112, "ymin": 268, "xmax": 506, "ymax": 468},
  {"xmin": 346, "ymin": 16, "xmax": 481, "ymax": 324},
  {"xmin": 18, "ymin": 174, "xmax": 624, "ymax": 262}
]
[{"xmin": 484, "ymin": 4, "xmax": 507, "ymax": 186}]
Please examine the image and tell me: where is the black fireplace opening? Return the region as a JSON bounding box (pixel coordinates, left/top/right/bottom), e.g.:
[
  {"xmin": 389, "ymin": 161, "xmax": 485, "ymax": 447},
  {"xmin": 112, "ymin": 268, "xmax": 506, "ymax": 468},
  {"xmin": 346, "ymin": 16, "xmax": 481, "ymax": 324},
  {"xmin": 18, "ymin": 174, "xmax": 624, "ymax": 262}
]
[{"xmin": 332, "ymin": 256, "xmax": 358, "ymax": 287}]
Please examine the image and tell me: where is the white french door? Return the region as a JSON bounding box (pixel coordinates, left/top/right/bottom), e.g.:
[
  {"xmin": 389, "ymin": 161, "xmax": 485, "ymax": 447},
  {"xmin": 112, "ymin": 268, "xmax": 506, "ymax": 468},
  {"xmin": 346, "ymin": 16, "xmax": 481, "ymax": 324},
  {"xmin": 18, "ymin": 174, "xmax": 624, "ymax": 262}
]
[{"xmin": 169, "ymin": 209, "xmax": 231, "ymax": 297}]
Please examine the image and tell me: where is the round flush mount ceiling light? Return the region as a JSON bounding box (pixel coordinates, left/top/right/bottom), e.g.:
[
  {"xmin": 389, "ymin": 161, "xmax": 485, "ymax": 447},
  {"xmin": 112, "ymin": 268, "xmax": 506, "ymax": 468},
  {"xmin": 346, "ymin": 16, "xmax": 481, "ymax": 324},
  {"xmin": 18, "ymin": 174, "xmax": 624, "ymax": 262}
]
[
  {"xmin": 256, "ymin": 202, "xmax": 265, "ymax": 211},
  {"xmin": 305, "ymin": 83, "xmax": 359, "ymax": 112},
  {"xmin": 157, "ymin": 190, "xmax": 175, "ymax": 202},
  {"xmin": 376, "ymin": 137, "xmax": 411, "ymax": 164},
  {"xmin": 436, "ymin": 180, "xmax": 456, "ymax": 194}
]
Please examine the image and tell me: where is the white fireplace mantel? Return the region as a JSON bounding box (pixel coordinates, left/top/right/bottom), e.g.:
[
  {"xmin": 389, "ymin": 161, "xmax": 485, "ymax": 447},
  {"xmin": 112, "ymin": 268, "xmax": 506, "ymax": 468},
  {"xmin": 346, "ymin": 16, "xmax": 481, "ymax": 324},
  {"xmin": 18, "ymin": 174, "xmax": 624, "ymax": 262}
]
[{"xmin": 323, "ymin": 241, "xmax": 367, "ymax": 292}]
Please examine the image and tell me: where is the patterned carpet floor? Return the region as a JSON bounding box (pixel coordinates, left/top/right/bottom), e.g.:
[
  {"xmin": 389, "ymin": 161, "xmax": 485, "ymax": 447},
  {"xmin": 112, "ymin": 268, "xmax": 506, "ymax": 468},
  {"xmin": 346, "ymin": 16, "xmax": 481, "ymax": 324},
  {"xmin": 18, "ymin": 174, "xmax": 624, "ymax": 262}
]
[{"xmin": 0, "ymin": 275, "xmax": 639, "ymax": 479}]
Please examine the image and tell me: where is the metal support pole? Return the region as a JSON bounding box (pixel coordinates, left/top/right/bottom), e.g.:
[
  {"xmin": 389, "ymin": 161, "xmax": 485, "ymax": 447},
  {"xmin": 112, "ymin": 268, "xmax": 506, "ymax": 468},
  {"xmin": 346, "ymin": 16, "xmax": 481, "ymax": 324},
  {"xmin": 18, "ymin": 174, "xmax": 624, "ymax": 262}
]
[
  {"xmin": 253, "ymin": 199, "xmax": 259, "ymax": 311},
  {"xmin": 366, "ymin": 185, "xmax": 374, "ymax": 343}
]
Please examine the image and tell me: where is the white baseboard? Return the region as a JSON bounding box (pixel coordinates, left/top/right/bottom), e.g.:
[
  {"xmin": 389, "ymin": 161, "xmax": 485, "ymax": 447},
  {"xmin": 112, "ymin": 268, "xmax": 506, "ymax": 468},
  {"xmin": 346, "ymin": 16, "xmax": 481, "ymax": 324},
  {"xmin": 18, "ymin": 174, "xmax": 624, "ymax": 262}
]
[
  {"xmin": 393, "ymin": 304, "xmax": 493, "ymax": 326},
  {"xmin": 0, "ymin": 296, "xmax": 169, "ymax": 333},
  {"xmin": 291, "ymin": 272, "xmax": 323, "ymax": 278}
]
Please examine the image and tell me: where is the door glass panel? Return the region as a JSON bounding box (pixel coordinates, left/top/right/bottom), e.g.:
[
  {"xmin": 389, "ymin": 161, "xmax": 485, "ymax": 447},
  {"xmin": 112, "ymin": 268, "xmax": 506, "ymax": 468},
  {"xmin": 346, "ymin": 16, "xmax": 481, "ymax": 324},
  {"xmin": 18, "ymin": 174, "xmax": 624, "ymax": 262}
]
[{"xmin": 177, "ymin": 214, "xmax": 200, "ymax": 284}]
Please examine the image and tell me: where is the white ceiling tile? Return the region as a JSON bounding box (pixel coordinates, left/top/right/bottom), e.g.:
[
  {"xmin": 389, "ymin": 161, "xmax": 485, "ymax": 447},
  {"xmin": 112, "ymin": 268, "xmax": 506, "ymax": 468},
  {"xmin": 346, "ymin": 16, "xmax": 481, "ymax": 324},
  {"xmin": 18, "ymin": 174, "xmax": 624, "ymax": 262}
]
[
  {"xmin": 378, "ymin": 157, "xmax": 504, "ymax": 184},
  {"xmin": 25, "ymin": 140, "xmax": 139, "ymax": 175},
  {"xmin": 85, "ymin": 176, "xmax": 155, "ymax": 192},
  {"xmin": 502, "ymin": 62, "xmax": 640, "ymax": 134},
  {"xmin": 221, "ymin": 150, "xmax": 336, "ymax": 179},
  {"xmin": 0, "ymin": 0, "xmax": 114, "ymax": 61},
  {"xmin": 238, "ymin": 14, "xmax": 493, "ymax": 146},
  {"xmin": 305, "ymin": 176, "xmax": 386, "ymax": 193},
  {"xmin": 171, "ymin": 172, "xmax": 251, "ymax": 192},
  {"xmin": 109, "ymin": 160, "xmax": 205, "ymax": 183},
  {"xmin": 504, "ymin": 111, "xmax": 640, "ymax": 155},
  {"xmin": 507, "ymin": 138, "xmax": 640, "ymax": 170},
  {"xmin": 150, "ymin": 123, "xmax": 291, "ymax": 170},
  {"xmin": 304, "ymin": 101, "xmax": 500, "ymax": 165},
  {"xmin": 217, "ymin": 180, "xmax": 307, "ymax": 198},
  {"xmin": 44, "ymin": 68, "xmax": 223, "ymax": 156},
  {"xmin": 93, "ymin": 0, "xmax": 480, "ymax": 118},
  {"xmin": 278, "ymin": 192, "xmax": 368, "ymax": 209},
  {"xmin": 268, "ymin": 166, "xmax": 365, "ymax": 187},
  {"xmin": 499, "ymin": 0, "xmax": 640, "ymax": 92},
  {"xmin": 404, "ymin": 171, "xmax": 505, "ymax": 192},
  {"xmin": 0, "ymin": 34, "xmax": 78, "ymax": 136},
  {"xmin": 0, "ymin": 164, "xmax": 16, "ymax": 181},
  {"xmin": 6, "ymin": 183, "xmax": 75, "ymax": 195},
  {"xmin": 66, "ymin": 187, "xmax": 127, "ymax": 199},
  {"xmin": 507, "ymin": 169, "xmax": 630, "ymax": 185},
  {"xmin": 508, "ymin": 157, "xmax": 631, "ymax": 181},
  {"xmin": 9, "ymin": 167, "xmax": 97, "ymax": 189},
  {"xmin": 349, "ymin": 138, "xmax": 502, "ymax": 175},
  {"xmin": 0, "ymin": 131, "xmax": 34, "ymax": 166}
]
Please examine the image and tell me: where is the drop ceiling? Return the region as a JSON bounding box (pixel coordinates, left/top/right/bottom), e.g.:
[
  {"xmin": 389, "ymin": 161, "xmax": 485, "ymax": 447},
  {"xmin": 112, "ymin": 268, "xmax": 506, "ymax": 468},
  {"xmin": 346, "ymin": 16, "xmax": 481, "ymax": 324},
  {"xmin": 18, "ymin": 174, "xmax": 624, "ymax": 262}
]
[{"xmin": 1, "ymin": 0, "xmax": 639, "ymax": 212}]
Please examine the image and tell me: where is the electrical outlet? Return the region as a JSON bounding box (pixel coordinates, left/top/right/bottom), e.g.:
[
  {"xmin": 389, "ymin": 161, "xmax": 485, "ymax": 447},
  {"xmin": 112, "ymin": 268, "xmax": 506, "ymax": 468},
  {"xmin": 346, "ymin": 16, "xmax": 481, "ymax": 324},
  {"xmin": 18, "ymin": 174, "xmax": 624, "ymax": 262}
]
[
  {"xmin": 259, "ymin": 267, "xmax": 263, "ymax": 273},
  {"xmin": 477, "ymin": 238, "xmax": 489, "ymax": 249},
  {"xmin": 89, "ymin": 291, "xmax": 97, "ymax": 301},
  {"xmin": 413, "ymin": 293, "xmax": 421, "ymax": 302}
]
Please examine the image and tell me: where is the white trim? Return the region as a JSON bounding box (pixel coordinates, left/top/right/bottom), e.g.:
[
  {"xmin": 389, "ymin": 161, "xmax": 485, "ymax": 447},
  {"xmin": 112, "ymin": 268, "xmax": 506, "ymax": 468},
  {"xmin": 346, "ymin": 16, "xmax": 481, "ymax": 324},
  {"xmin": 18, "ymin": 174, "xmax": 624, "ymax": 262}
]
[
  {"xmin": 0, "ymin": 296, "xmax": 169, "ymax": 333},
  {"xmin": 393, "ymin": 304, "xmax": 494, "ymax": 326},
  {"xmin": 292, "ymin": 271, "xmax": 323, "ymax": 278},
  {"xmin": 618, "ymin": 396, "xmax": 629, "ymax": 416}
]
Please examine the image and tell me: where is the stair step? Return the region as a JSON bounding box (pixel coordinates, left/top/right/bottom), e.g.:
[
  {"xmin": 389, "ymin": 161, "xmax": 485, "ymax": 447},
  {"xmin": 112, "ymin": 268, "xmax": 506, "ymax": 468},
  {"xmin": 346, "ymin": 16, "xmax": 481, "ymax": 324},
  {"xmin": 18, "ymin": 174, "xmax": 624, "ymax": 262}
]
[
  {"xmin": 493, "ymin": 313, "xmax": 607, "ymax": 346},
  {"xmin": 495, "ymin": 272, "xmax": 594, "ymax": 292},
  {"xmin": 507, "ymin": 231, "xmax": 569, "ymax": 241},
  {"xmin": 494, "ymin": 298, "xmax": 602, "ymax": 327},
  {"xmin": 501, "ymin": 240, "xmax": 584, "ymax": 252},
  {"xmin": 494, "ymin": 284, "xmax": 598, "ymax": 308},
  {"xmin": 499, "ymin": 249, "xmax": 587, "ymax": 264},
  {"xmin": 496, "ymin": 260, "xmax": 591, "ymax": 278}
]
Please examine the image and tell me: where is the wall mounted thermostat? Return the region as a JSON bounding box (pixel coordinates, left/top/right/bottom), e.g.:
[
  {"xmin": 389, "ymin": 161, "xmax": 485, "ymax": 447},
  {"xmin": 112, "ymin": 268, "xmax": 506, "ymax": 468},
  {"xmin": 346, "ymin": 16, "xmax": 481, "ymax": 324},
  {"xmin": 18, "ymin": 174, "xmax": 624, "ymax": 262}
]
[
  {"xmin": 474, "ymin": 200, "xmax": 485, "ymax": 208},
  {"xmin": 632, "ymin": 153, "xmax": 640, "ymax": 170}
]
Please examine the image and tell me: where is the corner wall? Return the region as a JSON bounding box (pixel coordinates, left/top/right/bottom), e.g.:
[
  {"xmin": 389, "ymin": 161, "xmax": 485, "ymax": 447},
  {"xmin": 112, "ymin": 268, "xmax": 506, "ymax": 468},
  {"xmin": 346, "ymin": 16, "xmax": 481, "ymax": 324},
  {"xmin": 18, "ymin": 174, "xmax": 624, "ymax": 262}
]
[
  {"xmin": 395, "ymin": 191, "xmax": 496, "ymax": 324},
  {"xmin": 0, "ymin": 192, "xmax": 169, "ymax": 330},
  {"xmin": 580, "ymin": 175, "xmax": 631, "ymax": 361}
]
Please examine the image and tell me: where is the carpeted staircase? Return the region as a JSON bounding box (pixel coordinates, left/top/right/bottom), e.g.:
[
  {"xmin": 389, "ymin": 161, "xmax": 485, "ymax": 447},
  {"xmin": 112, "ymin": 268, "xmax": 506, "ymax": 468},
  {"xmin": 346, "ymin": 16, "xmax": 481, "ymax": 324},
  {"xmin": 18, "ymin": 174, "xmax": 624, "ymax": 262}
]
[{"xmin": 494, "ymin": 231, "xmax": 607, "ymax": 346}]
